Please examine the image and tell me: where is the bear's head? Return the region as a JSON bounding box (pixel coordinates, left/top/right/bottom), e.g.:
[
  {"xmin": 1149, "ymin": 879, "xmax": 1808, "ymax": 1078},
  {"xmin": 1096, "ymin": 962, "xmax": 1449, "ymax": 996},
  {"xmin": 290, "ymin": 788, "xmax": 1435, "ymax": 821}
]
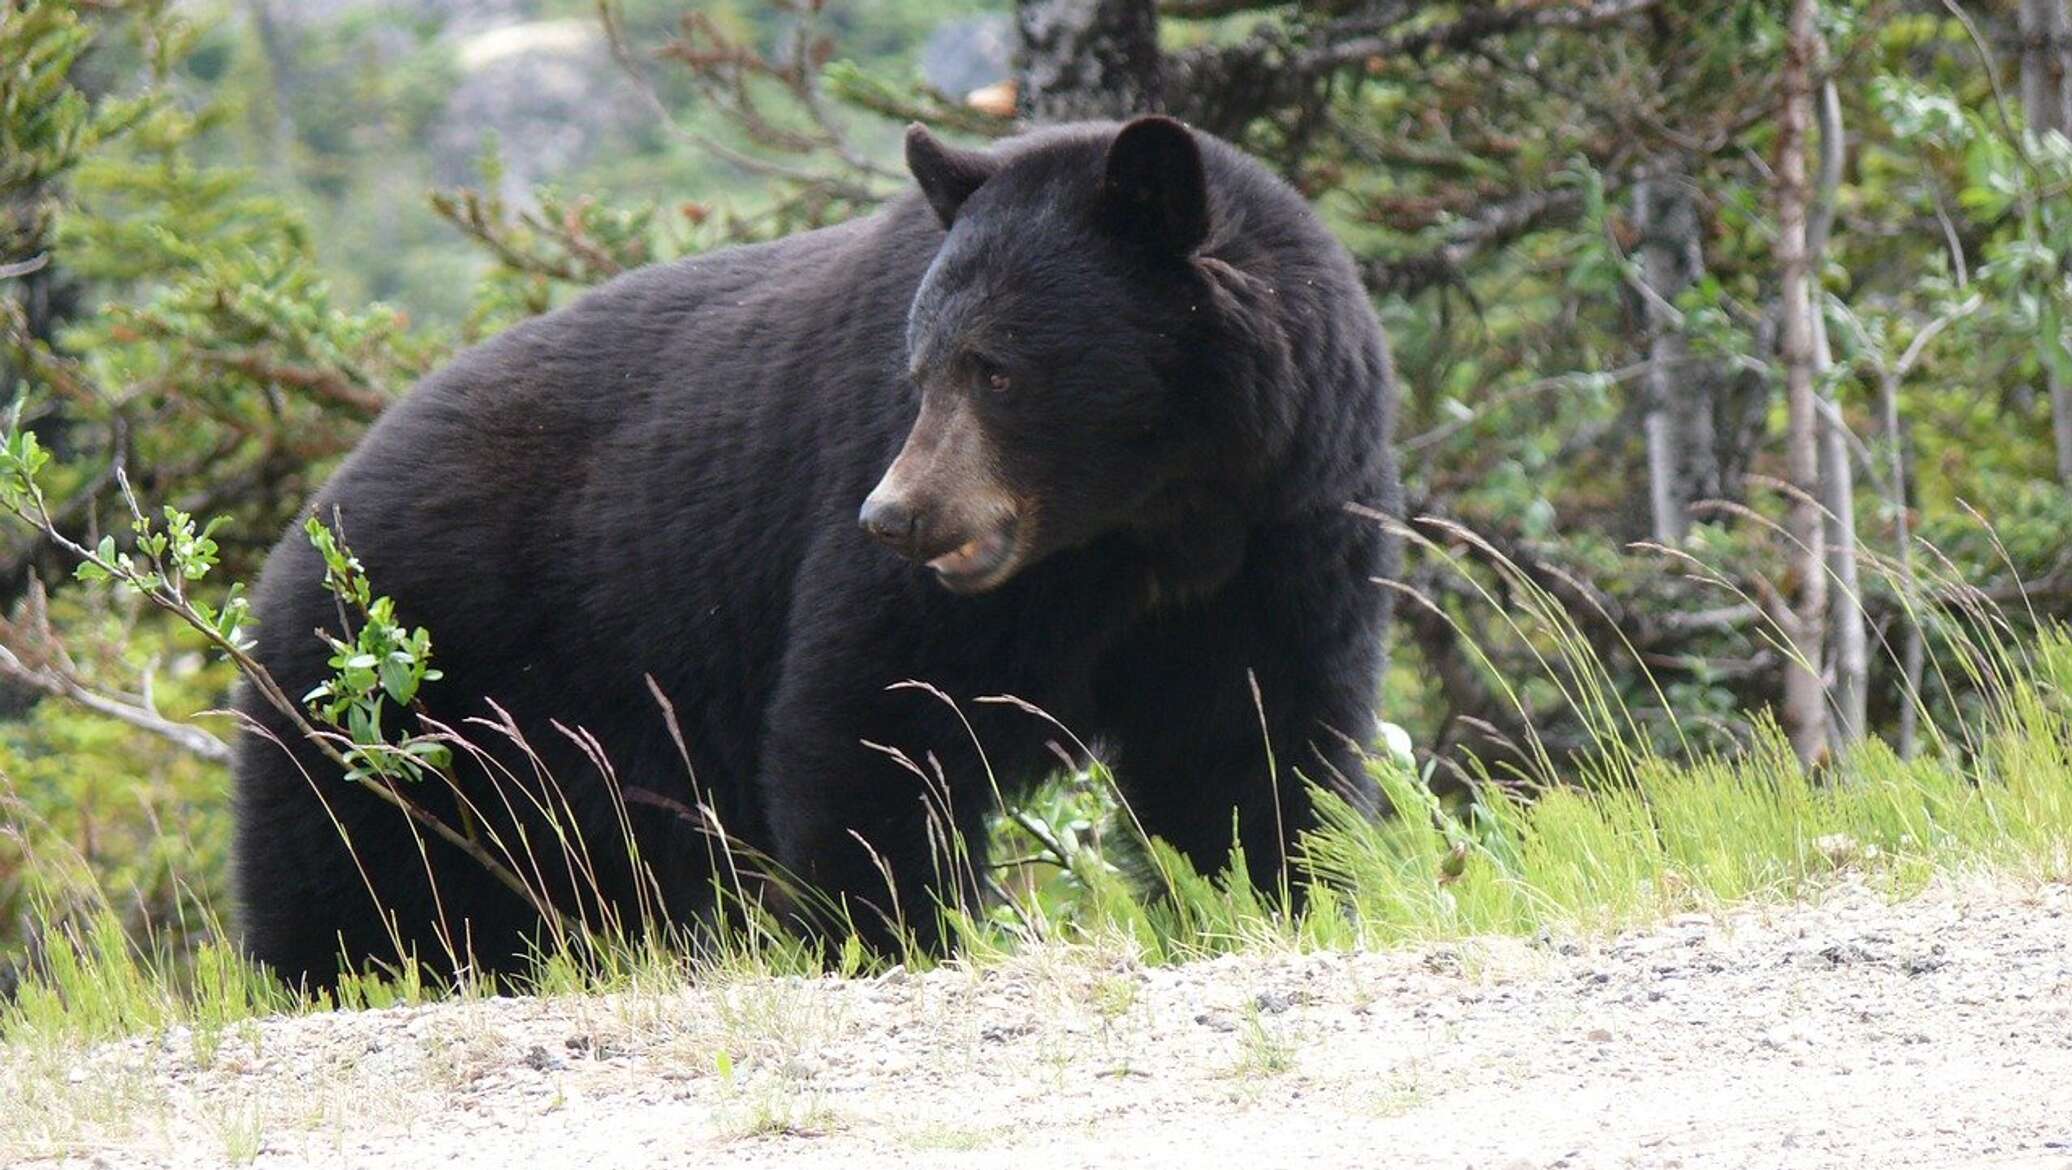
[{"xmin": 861, "ymin": 116, "xmax": 1261, "ymax": 595}]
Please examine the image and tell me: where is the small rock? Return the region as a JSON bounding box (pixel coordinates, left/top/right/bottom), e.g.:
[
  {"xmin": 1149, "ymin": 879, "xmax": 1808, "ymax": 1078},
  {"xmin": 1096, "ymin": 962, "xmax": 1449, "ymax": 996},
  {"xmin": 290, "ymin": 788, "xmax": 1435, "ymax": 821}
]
[
  {"xmin": 1761, "ymin": 1023, "xmax": 1818, "ymax": 1055},
  {"xmin": 1254, "ymin": 990, "xmax": 1296, "ymax": 1015},
  {"xmin": 1819, "ymin": 941, "xmax": 1880, "ymax": 966},
  {"xmin": 1903, "ymin": 945, "xmax": 1950, "ymax": 976}
]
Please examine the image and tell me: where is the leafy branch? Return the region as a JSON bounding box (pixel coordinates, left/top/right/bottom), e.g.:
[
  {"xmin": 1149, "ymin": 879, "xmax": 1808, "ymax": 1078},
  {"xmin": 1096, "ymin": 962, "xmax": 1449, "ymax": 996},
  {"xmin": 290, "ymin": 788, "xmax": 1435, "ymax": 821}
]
[{"xmin": 0, "ymin": 415, "xmax": 541, "ymax": 914}]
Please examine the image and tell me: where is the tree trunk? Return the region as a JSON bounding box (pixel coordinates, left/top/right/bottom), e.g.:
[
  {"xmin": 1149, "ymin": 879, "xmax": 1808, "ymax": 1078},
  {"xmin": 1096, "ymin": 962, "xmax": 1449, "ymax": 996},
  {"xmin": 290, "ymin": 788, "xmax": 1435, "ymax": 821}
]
[
  {"xmin": 1014, "ymin": 0, "xmax": 1164, "ymax": 122},
  {"xmin": 2055, "ymin": 333, "xmax": 2072, "ymax": 488},
  {"xmin": 2019, "ymin": 0, "xmax": 2072, "ymax": 135},
  {"xmin": 1810, "ymin": 76, "xmax": 1866, "ymax": 749},
  {"xmin": 2058, "ymin": 0, "xmax": 2072, "ymax": 132},
  {"xmin": 1635, "ymin": 174, "xmax": 1717, "ymax": 543},
  {"xmin": 1879, "ymin": 361, "xmax": 1926, "ymax": 761},
  {"xmin": 1776, "ymin": 0, "xmax": 1830, "ymax": 768},
  {"xmin": 2021, "ymin": 0, "xmax": 2072, "ymax": 483}
]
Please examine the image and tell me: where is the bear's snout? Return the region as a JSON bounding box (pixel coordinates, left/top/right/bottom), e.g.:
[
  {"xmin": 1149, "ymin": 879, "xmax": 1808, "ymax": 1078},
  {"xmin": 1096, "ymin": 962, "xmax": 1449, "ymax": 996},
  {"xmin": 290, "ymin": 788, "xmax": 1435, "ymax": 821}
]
[
  {"xmin": 860, "ymin": 392, "xmax": 1021, "ymax": 587},
  {"xmin": 858, "ymin": 492, "xmax": 922, "ymax": 553},
  {"xmin": 860, "ymin": 460, "xmax": 1025, "ymax": 593}
]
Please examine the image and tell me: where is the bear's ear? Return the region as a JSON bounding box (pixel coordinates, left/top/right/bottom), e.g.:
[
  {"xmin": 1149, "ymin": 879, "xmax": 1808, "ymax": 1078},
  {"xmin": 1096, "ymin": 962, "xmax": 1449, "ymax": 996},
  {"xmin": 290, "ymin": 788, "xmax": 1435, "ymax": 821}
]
[
  {"xmin": 906, "ymin": 123, "xmax": 996, "ymax": 229},
  {"xmin": 1100, "ymin": 116, "xmax": 1209, "ymax": 257}
]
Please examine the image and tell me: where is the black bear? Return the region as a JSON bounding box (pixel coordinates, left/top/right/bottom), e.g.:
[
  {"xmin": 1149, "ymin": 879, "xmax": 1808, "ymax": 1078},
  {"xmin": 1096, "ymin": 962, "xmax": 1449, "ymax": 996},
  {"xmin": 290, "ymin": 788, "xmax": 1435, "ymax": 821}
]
[{"xmin": 232, "ymin": 116, "xmax": 1400, "ymax": 988}]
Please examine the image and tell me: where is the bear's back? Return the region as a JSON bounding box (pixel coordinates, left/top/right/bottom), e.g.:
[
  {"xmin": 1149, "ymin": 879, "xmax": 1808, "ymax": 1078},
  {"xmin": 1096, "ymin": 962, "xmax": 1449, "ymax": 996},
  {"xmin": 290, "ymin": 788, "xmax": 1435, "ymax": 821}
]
[{"xmin": 244, "ymin": 203, "xmax": 947, "ymax": 782}]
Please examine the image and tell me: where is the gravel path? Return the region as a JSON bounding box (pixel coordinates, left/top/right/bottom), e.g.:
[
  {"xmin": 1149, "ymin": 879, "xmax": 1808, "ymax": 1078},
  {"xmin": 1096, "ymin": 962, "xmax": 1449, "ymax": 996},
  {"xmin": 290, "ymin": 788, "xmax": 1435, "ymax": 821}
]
[{"xmin": 9, "ymin": 876, "xmax": 2071, "ymax": 1169}]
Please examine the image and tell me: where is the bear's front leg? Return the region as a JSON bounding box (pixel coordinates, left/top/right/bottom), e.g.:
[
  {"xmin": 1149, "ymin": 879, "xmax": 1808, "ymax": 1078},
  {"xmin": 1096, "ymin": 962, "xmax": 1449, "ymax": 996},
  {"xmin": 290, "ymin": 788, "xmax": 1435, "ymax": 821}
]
[
  {"xmin": 756, "ymin": 642, "xmax": 995, "ymax": 955},
  {"xmin": 1096, "ymin": 515, "xmax": 1393, "ymax": 900}
]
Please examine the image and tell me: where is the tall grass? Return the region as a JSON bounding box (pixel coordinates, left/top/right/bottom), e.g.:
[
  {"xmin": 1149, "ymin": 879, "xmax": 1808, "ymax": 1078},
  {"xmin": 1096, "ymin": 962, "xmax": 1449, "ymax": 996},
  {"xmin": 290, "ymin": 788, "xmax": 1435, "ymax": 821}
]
[
  {"xmin": 1308, "ymin": 693, "xmax": 2069, "ymax": 943},
  {"xmin": 4, "ymin": 573, "xmax": 2069, "ymax": 1061}
]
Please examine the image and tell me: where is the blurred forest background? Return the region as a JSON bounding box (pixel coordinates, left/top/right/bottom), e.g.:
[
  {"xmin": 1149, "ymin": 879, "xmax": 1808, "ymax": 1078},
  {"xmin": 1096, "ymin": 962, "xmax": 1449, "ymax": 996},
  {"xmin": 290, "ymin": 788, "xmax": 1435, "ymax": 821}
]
[{"xmin": 3, "ymin": 0, "xmax": 2070, "ymax": 965}]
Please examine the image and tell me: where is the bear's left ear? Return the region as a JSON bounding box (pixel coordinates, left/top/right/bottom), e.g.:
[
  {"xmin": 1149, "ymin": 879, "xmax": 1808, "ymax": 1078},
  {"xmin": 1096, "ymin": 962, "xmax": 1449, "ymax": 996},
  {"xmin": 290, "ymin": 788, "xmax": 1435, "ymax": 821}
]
[
  {"xmin": 907, "ymin": 123, "xmax": 996, "ymax": 229},
  {"xmin": 1100, "ymin": 116, "xmax": 1209, "ymax": 257}
]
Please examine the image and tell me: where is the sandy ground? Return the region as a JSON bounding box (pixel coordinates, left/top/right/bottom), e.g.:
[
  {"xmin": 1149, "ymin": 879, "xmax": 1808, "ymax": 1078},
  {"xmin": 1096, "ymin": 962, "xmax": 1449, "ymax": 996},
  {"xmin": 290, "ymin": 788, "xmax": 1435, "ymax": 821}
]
[{"xmin": 7, "ymin": 876, "xmax": 2071, "ymax": 1170}]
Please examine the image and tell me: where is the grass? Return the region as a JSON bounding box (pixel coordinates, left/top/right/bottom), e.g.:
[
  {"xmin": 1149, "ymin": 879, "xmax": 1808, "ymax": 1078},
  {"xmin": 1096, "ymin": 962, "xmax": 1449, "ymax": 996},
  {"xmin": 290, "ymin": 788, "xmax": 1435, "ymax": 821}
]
[
  {"xmin": 212, "ymin": 1102, "xmax": 263, "ymax": 1166},
  {"xmin": 6, "ymin": 631, "xmax": 2068, "ymax": 1052},
  {"xmin": 1368, "ymin": 1060, "xmax": 1432, "ymax": 1118},
  {"xmin": 1, "ymin": 896, "xmax": 291, "ymax": 1056},
  {"xmin": 1228, "ymin": 1003, "xmax": 1299, "ymax": 1079},
  {"xmin": 1302, "ymin": 697, "xmax": 2071, "ymax": 948},
  {"xmin": 712, "ymin": 1046, "xmax": 840, "ymax": 1140},
  {"xmin": 905, "ymin": 1122, "xmax": 1004, "ymax": 1151},
  {"xmin": 0, "ymin": 1045, "xmax": 162, "ymax": 1160}
]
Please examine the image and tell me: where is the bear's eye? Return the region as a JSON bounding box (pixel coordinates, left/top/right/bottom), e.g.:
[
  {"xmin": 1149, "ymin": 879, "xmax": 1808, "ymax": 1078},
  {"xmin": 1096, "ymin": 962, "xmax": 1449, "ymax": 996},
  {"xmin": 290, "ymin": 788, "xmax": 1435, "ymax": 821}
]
[{"xmin": 972, "ymin": 356, "xmax": 1010, "ymax": 395}]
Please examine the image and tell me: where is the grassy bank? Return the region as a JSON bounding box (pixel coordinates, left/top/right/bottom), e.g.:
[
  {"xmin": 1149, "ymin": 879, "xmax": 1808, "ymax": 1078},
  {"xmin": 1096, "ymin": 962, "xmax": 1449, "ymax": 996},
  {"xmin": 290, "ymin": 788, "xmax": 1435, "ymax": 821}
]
[
  {"xmin": 2, "ymin": 617, "xmax": 2067, "ymax": 1163},
  {"xmin": 5, "ymin": 625, "xmax": 2065, "ymax": 1052}
]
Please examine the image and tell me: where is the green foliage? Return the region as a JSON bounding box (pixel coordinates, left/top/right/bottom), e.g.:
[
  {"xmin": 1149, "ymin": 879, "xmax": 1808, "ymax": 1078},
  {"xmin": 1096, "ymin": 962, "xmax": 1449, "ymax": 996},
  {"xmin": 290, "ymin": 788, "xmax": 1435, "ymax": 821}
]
[
  {"xmin": 0, "ymin": 612, "xmax": 235, "ymax": 962},
  {"xmin": 1, "ymin": 414, "xmax": 252, "ymax": 663},
  {"xmin": 4, "ymin": 2, "xmax": 441, "ymax": 606},
  {"xmin": 299, "ymin": 516, "xmax": 448, "ymax": 783},
  {"xmin": 0, "ymin": 0, "xmax": 157, "ymax": 262},
  {"xmin": 1, "ymin": 5, "xmax": 451, "ymax": 951},
  {"xmin": 2, "ymin": 396, "xmax": 561, "ymax": 996},
  {"xmin": 1859, "ymin": 63, "xmax": 2072, "ymax": 493},
  {"xmin": 1311, "ymin": 648, "xmax": 2072, "ymax": 941},
  {"xmin": 429, "ymin": 143, "xmax": 680, "ymax": 337}
]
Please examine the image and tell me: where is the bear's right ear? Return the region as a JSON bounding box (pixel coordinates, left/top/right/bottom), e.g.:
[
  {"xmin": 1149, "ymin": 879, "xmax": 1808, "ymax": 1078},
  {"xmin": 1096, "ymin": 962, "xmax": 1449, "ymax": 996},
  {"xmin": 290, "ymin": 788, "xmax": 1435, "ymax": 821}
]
[
  {"xmin": 906, "ymin": 124, "xmax": 996, "ymax": 229},
  {"xmin": 1100, "ymin": 116, "xmax": 1209, "ymax": 257}
]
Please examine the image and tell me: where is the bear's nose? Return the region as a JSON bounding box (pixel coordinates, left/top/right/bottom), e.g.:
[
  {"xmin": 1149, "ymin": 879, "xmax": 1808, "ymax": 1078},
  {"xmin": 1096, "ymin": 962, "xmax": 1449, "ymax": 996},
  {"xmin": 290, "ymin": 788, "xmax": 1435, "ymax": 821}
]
[{"xmin": 859, "ymin": 494, "xmax": 921, "ymax": 552}]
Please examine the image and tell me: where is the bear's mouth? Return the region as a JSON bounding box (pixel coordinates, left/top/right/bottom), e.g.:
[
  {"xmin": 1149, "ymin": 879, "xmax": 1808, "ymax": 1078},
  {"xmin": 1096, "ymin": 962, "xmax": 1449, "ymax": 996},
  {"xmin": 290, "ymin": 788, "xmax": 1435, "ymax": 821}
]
[{"xmin": 926, "ymin": 518, "xmax": 1020, "ymax": 592}]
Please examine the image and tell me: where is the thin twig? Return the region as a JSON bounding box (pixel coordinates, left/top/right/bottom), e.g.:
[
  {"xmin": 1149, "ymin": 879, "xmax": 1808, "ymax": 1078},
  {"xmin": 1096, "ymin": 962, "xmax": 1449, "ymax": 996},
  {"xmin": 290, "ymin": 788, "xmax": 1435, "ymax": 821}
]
[
  {"xmin": 0, "ymin": 642, "xmax": 232, "ymax": 762},
  {"xmin": 0, "ymin": 254, "xmax": 51, "ymax": 279}
]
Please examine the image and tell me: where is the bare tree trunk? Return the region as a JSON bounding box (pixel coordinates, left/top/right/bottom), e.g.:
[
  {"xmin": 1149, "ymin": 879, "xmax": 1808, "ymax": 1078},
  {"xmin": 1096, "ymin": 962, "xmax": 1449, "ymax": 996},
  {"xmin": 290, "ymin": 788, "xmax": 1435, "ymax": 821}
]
[
  {"xmin": 1014, "ymin": 0, "xmax": 1164, "ymax": 122},
  {"xmin": 1643, "ymin": 390, "xmax": 1680, "ymax": 541},
  {"xmin": 1879, "ymin": 362, "xmax": 1926, "ymax": 761},
  {"xmin": 2022, "ymin": 0, "xmax": 2052, "ymax": 125},
  {"xmin": 1808, "ymin": 76, "xmax": 1865, "ymax": 749},
  {"xmin": 2054, "ymin": 331, "xmax": 2072, "ymax": 489},
  {"xmin": 1817, "ymin": 405, "xmax": 1865, "ymax": 749},
  {"xmin": 2020, "ymin": 0, "xmax": 2072, "ymax": 134},
  {"xmin": 1635, "ymin": 174, "xmax": 1717, "ymax": 543},
  {"xmin": 2022, "ymin": 0, "xmax": 2072, "ymax": 483},
  {"xmin": 1777, "ymin": 0, "xmax": 1830, "ymax": 768},
  {"xmin": 2058, "ymin": 0, "xmax": 2072, "ymax": 131}
]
